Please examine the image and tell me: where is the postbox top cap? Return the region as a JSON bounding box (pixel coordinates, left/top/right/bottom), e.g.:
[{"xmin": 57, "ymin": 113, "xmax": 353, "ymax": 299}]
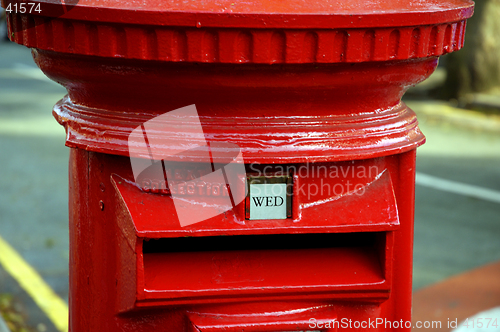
[
  {"xmin": 9, "ymin": 0, "xmax": 474, "ymax": 64},
  {"xmin": 48, "ymin": 0, "xmax": 474, "ymax": 29}
]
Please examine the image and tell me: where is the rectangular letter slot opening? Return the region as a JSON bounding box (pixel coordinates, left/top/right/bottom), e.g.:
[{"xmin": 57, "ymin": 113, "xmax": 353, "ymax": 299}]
[{"xmin": 133, "ymin": 232, "xmax": 392, "ymax": 307}]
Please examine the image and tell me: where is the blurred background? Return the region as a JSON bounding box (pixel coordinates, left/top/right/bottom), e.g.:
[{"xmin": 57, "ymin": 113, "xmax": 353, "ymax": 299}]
[{"xmin": 0, "ymin": 1, "xmax": 499, "ymax": 331}]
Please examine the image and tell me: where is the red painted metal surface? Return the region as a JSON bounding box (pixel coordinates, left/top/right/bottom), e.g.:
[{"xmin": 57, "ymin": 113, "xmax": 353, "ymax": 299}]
[{"xmin": 3, "ymin": 0, "xmax": 474, "ymax": 331}]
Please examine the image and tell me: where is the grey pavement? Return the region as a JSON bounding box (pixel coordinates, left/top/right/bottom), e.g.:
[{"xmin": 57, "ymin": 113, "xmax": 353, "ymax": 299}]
[
  {"xmin": 0, "ymin": 40, "xmax": 499, "ymax": 330},
  {"xmin": 410, "ymin": 101, "xmax": 500, "ymax": 289},
  {"xmin": 0, "ymin": 41, "xmax": 68, "ymax": 331}
]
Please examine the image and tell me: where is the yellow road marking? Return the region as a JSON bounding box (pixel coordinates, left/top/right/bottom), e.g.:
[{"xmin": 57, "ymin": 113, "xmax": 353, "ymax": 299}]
[{"xmin": 0, "ymin": 234, "xmax": 68, "ymax": 332}]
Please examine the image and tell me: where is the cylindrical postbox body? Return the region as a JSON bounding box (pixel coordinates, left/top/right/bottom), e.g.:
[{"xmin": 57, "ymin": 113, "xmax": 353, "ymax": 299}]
[{"xmin": 4, "ymin": 0, "xmax": 474, "ymax": 330}]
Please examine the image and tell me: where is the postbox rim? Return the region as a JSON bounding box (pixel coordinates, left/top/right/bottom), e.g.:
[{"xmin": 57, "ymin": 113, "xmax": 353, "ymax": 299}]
[
  {"xmin": 7, "ymin": 0, "xmax": 474, "ymax": 29},
  {"xmin": 6, "ymin": 0, "xmax": 474, "ymax": 64}
]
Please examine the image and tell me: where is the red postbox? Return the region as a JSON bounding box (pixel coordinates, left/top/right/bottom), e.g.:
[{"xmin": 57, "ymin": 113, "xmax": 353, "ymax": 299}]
[{"xmin": 4, "ymin": 0, "xmax": 474, "ymax": 331}]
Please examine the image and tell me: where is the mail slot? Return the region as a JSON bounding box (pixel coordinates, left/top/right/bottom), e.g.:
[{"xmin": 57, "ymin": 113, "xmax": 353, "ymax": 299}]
[{"xmin": 4, "ymin": 0, "xmax": 474, "ymax": 330}]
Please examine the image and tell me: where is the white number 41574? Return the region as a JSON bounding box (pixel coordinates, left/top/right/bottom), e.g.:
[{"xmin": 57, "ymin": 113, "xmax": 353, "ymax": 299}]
[
  {"xmin": 5, "ymin": 2, "xmax": 42, "ymax": 14},
  {"xmin": 463, "ymin": 317, "xmax": 498, "ymax": 329}
]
